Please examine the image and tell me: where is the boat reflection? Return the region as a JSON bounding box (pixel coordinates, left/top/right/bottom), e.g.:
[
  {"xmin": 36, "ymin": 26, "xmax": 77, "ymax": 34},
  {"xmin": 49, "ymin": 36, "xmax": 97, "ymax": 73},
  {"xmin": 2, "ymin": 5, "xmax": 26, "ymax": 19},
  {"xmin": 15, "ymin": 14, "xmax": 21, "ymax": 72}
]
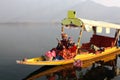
[{"xmin": 23, "ymin": 63, "xmax": 115, "ymax": 80}]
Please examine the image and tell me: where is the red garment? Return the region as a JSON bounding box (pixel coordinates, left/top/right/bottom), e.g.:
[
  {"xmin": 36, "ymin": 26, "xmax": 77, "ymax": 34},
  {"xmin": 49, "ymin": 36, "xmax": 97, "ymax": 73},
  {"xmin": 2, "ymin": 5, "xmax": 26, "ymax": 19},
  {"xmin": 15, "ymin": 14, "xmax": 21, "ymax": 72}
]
[
  {"xmin": 69, "ymin": 45, "xmax": 77, "ymax": 53},
  {"xmin": 62, "ymin": 49, "xmax": 76, "ymax": 60}
]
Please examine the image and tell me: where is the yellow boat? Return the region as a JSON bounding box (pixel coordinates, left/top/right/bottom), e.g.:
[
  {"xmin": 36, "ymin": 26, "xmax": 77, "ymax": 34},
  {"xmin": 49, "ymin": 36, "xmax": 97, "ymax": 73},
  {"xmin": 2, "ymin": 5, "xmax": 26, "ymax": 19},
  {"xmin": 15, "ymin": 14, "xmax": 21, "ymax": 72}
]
[
  {"xmin": 16, "ymin": 10, "xmax": 120, "ymax": 68},
  {"xmin": 16, "ymin": 47, "xmax": 120, "ymax": 67}
]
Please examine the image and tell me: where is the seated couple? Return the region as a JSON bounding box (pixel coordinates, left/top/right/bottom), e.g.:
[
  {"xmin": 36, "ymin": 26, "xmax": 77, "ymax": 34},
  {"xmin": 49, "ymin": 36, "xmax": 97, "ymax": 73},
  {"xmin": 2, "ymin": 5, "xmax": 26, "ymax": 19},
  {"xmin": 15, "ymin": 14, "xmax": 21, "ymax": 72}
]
[{"xmin": 45, "ymin": 33, "xmax": 77, "ymax": 61}]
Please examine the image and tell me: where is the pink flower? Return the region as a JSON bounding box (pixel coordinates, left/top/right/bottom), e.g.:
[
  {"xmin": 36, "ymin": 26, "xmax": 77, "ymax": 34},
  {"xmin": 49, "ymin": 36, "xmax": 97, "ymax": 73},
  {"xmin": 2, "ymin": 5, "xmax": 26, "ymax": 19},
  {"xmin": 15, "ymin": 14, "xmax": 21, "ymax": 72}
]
[
  {"xmin": 45, "ymin": 50, "xmax": 56, "ymax": 58},
  {"xmin": 51, "ymin": 51, "xmax": 56, "ymax": 57},
  {"xmin": 73, "ymin": 59, "xmax": 82, "ymax": 67},
  {"xmin": 45, "ymin": 51, "xmax": 52, "ymax": 58}
]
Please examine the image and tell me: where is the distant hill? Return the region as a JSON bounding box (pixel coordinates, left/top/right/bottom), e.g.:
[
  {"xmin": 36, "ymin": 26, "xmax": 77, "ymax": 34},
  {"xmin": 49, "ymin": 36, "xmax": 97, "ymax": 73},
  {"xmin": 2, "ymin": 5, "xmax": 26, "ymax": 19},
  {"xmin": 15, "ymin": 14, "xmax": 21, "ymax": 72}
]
[
  {"xmin": 0, "ymin": 0, "xmax": 120, "ymax": 24},
  {"xmin": 56, "ymin": 0, "xmax": 120, "ymax": 24}
]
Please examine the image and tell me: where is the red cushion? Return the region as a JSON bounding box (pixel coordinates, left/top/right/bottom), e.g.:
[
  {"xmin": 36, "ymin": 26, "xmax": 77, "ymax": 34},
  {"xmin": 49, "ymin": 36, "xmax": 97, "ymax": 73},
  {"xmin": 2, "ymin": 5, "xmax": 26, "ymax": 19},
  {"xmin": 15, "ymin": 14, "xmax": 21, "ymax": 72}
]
[{"xmin": 81, "ymin": 35, "xmax": 115, "ymax": 53}]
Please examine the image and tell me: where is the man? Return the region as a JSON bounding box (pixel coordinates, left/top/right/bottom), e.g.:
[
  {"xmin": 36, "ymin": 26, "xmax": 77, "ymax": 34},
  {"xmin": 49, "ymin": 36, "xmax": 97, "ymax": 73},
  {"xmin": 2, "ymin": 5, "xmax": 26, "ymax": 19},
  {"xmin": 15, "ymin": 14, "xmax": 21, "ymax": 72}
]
[{"xmin": 56, "ymin": 33, "xmax": 68, "ymax": 50}]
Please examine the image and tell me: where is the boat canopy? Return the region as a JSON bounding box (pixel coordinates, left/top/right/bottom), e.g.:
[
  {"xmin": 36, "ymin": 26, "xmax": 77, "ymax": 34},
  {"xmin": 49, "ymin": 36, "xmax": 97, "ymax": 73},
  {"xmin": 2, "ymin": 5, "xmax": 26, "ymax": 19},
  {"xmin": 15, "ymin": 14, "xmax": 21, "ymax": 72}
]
[
  {"xmin": 81, "ymin": 19, "xmax": 120, "ymax": 29},
  {"xmin": 61, "ymin": 10, "xmax": 83, "ymax": 27},
  {"xmin": 61, "ymin": 18, "xmax": 83, "ymax": 27},
  {"xmin": 61, "ymin": 10, "xmax": 120, "ymax": 52},
  {"xmin": 61, "ymin": 10, "xmax": 120, "ymax": 29}
]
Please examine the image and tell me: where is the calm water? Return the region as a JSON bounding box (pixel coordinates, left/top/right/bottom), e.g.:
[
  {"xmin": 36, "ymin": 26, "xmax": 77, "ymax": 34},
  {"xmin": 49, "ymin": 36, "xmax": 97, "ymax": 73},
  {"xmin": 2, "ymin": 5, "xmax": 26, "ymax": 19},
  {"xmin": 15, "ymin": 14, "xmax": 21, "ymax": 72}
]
[{"xmin": 0, "ymin": 23, "xmax": 119, "ymax": 80}]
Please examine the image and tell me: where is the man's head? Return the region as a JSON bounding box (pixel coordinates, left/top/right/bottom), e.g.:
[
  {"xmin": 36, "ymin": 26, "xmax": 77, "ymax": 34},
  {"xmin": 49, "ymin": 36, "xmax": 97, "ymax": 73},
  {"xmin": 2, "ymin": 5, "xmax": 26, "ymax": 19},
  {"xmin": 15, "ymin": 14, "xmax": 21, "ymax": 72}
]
[{"xmin": 61, "ymin": 33, "xmax": 68, "ymax": 40}]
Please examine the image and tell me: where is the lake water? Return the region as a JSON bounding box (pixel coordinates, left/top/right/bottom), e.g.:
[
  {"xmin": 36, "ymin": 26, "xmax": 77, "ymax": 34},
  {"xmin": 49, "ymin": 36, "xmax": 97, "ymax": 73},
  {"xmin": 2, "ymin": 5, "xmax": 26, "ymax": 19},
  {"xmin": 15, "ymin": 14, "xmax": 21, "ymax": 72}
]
[{"xmin": 0, "ymin": 23, "xmax": 120, "ymax": 80}]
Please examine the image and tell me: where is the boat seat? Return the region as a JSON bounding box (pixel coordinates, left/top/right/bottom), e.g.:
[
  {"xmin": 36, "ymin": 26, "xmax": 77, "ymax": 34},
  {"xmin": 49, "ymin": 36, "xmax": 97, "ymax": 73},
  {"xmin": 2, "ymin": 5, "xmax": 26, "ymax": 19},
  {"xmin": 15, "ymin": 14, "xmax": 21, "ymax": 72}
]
[
  {"xmin": 90, "ymin": 35, "xmax": 115, "ymax": 47},
  {"xmin": 81, "ymin": 34, "xmax": 115, "ymax": 53}
]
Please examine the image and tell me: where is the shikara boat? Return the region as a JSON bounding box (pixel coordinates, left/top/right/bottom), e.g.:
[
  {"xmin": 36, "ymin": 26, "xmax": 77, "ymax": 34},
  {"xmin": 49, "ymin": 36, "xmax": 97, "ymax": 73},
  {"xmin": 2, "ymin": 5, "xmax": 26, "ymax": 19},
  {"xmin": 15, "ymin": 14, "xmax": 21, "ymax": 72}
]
[{"xmin": 16, "ymin": 10, "xmax": 120, "ymax": 68}]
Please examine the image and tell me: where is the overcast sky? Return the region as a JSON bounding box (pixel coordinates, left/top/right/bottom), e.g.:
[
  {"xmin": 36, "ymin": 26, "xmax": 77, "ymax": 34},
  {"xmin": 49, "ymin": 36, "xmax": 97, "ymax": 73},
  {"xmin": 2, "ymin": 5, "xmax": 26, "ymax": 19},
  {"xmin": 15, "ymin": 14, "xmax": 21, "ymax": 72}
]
[
  {"xmin": 0, "ymin": 0, "xmax": 120, "ymax": 23},
  {"xmin": 92, "ymin": 0, "xmax": 120, "ymax": 7}
]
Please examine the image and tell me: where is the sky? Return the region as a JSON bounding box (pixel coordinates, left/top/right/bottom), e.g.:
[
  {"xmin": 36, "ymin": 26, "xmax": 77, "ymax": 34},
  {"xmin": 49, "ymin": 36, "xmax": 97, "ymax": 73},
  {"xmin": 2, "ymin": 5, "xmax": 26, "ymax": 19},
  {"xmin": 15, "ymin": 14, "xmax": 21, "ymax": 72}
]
[
  {"xmin": 92, "ymin": 0, "xmax": 120, "ymax": 7},
  {"xmin": 0, "ymin": 0, "xmax": 120, "ymax": 23}
]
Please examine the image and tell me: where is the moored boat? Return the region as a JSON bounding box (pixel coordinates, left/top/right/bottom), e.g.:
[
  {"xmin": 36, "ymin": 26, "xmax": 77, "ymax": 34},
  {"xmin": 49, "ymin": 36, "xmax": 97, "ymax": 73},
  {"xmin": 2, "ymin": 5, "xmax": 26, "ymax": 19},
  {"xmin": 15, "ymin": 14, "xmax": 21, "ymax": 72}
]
[{"xmin": 16, "ymin": 10, "xmax": 120, "ymax": 68}]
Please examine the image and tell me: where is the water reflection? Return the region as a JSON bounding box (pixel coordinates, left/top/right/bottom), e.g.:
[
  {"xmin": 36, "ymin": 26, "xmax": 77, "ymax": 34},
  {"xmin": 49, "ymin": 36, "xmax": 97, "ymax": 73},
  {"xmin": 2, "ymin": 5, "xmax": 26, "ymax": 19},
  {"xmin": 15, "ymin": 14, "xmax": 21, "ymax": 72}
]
[{"xmin": 23, "ymin": 63, "xmax": 115, "ymax": 80}]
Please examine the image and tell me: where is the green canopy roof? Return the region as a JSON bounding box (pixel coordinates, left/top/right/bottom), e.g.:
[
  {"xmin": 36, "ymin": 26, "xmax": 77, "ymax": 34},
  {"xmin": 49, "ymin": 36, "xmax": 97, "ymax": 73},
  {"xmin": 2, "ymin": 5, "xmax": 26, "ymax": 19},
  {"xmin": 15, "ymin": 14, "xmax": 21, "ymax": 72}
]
[
  {"xmin": 61, "ymin": 18, "xmax": 83, "ymax": 27},
  {"xmin": 61, "ymin": 10, "xmax": 83, "ymax": 27}
]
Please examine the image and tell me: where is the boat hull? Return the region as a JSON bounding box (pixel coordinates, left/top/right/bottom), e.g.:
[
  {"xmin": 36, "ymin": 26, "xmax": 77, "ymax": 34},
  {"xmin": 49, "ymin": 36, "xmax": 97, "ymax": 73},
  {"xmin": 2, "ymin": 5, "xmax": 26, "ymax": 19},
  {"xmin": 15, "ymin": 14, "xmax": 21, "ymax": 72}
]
[{"xmin": 16, "ymin": 47, "xmax": 120, "ymax": 68}]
